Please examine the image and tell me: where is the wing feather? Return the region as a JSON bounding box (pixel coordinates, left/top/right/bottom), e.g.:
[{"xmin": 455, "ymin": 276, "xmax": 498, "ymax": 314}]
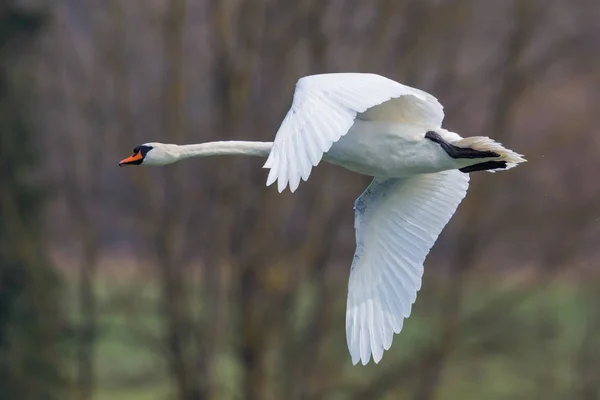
[
  {"xmin": 346, "ymin": 170, "xmax": 469, "ymax": 365},
  {"xmin": 265, "ymin": 73, "xmax": 445, "ymax": 192}
]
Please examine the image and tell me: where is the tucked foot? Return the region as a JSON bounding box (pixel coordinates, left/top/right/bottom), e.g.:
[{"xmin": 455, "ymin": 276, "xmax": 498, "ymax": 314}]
[
  {"xmin": 425, "ymin": 131, "xmax": 500, "ymax": 159},
  {"xmin": 459, "ymin": 160, "xmax": 507, "ymax": 173}
]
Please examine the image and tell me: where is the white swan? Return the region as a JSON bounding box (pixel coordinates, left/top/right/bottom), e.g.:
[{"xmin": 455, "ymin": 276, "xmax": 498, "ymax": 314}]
[{"xmin": 119, "ymin": 73, "xmax": 526, "ymax": 365}]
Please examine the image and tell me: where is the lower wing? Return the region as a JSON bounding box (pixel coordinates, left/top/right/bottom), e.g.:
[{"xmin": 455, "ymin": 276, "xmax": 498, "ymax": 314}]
[{"xmin": 346, "ymin": 170, "xmax": 470, "ymax": 365}]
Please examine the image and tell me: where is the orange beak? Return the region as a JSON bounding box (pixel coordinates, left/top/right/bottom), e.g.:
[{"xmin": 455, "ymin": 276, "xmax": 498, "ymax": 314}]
[{"xmin": 119, "ymin": 151, "xmax": 143, "ymax": 166}]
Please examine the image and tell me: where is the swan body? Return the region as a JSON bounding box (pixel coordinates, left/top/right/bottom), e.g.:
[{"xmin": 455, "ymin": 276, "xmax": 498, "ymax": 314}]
[
  {"xmin": 324, "ymin": 121, "xmax": 469, "ymax": 177},
  {"xmin": 119, "ymin": 73, "xmax": 526, "ymax": 365}
]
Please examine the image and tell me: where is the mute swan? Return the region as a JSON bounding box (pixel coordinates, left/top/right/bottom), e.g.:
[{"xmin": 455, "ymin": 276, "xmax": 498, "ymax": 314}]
[{"xmin": 119, "ymin": 73, "xmax": 526, "ymax": 365}]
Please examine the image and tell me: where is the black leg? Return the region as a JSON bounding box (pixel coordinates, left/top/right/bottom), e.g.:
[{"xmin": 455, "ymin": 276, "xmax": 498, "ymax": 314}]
[
  {"xmin": 425, "ymin": 131, "xmax": 500, "ymax": 159},
  {"xmin": 459, "ymin": 161, "xmax": 507, "ymax": 173}
]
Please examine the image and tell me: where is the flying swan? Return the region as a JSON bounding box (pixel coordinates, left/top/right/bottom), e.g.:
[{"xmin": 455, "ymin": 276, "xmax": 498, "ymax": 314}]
[{"xmin": 119, "ymin": 73, "xmax": 526, "ymax": 365}]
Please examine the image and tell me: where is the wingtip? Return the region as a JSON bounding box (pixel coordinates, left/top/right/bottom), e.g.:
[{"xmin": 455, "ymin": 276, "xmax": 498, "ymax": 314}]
[
  {"xmin": 351, "ymin": 344, "xmax": 386, "ymax": 366},
  {"xmin": 289, "ymin": 179, "xmax": 300, "ymax": 193},
  {"xmin": 266, "ymin": 169, "xmax": 278, "ymax": 187},
  {"xmin": 277, "ymin": 179, "xmax": 286, "ymax": 193},
  {"xmin": 263, "ymin": 151, "xmax": 275, "ymax": 168},
  {"xmin": 372, "ymin": 350, "xmax": 383, "ymax": 364},
  {"xmin": 360, "ymin": 353, "xmax": 375, "ymax": 366},
  {"xmin": 265, "ymin": 175, "xmax": 298, "ymax": 194}
]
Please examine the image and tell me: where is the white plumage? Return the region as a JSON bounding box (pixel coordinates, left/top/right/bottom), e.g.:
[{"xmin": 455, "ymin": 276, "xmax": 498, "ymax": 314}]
[
  {"xmin": 264, "ymin": 73, "xmax": 446, "ymax": 193},
  {"xmin": 119, "ymin": 72, "xmax": 526, "ymax": 366},
  {"xmin": 347, "ymin": 171, "xmax": 469, "ymax": 364},
  {"xmin": 262, "ymin": 73, "xmax": 524, "ymax": 365}
]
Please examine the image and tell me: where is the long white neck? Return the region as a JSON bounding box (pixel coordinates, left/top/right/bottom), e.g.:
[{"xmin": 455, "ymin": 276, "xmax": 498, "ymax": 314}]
[{"xmin": 174, "ymin": 141, "xmax": 273, "ymax": 159}]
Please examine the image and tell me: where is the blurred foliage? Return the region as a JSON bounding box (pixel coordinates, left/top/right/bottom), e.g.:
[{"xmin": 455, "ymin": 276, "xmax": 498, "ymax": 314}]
[
  {"xmin": 1, "ymin": 0, "xmax": 599, "ymax": 399},
  {"xmin": 0, "ymin": 1, "xmax": 65, "ymax": 399},
  {"xmin": 86, "ymin": 279, "xmax": 594, "ymax": 400}
]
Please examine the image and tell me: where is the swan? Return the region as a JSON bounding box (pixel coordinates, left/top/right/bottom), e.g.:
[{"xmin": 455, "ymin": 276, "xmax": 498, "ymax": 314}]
[{"xmin": 119, "ymin": 73, "xmax": 526, "ymax": 365}]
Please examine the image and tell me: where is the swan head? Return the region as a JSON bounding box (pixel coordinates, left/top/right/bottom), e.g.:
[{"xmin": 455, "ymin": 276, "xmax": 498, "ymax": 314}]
[{"xmin": 119, "ymin": 143, "xmax": 180, "ymax": 166}]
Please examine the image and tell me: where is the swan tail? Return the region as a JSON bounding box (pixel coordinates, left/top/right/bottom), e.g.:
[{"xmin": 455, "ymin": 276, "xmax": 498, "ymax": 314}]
[{"xmin": 452, "ymin": 136, "xmax": 527, "ymax": 173}]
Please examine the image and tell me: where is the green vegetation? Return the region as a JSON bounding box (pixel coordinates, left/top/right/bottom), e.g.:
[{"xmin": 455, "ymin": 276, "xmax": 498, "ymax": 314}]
[
  {"xmin": 85, "ymin": 277, "xmax": 589, "ymax": 400},
  {"xmin": 0, "ymin": 3, "xmax": 66, "ymax": 399},
  {"xmin": 0, "ymin": 1, "xmax": 595, "ymax": 399}
]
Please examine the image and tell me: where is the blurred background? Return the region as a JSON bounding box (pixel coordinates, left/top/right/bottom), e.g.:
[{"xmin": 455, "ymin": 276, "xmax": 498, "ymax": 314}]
[{"xmin": 1, "ymin": 0, "xmax": 599, "ymax": 399}]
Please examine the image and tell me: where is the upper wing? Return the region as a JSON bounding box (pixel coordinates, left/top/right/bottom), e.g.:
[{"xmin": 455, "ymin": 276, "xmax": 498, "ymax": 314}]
[
  {"xmin": 346, "ymin": 170, "xmax": 469, "ymax": 365},
  {"xmin": 263, "ymin": 73, "xmax": 445, "ymax": 193}
]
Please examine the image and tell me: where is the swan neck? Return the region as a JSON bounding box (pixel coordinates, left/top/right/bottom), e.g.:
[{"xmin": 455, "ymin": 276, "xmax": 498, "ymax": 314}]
[{"xmin": 176, "ymin": 141, "xmax": 273, "ymax": 159}]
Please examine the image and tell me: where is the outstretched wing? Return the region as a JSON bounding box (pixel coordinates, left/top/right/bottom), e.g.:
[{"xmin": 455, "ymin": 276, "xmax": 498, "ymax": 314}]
[
  {"xmin": 346, "ymin": 170, "xmax": 469, "ymax": 365},
  {"xmin": 263, "ymin": 73, "xmax": 445, "ymax": 193}
]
